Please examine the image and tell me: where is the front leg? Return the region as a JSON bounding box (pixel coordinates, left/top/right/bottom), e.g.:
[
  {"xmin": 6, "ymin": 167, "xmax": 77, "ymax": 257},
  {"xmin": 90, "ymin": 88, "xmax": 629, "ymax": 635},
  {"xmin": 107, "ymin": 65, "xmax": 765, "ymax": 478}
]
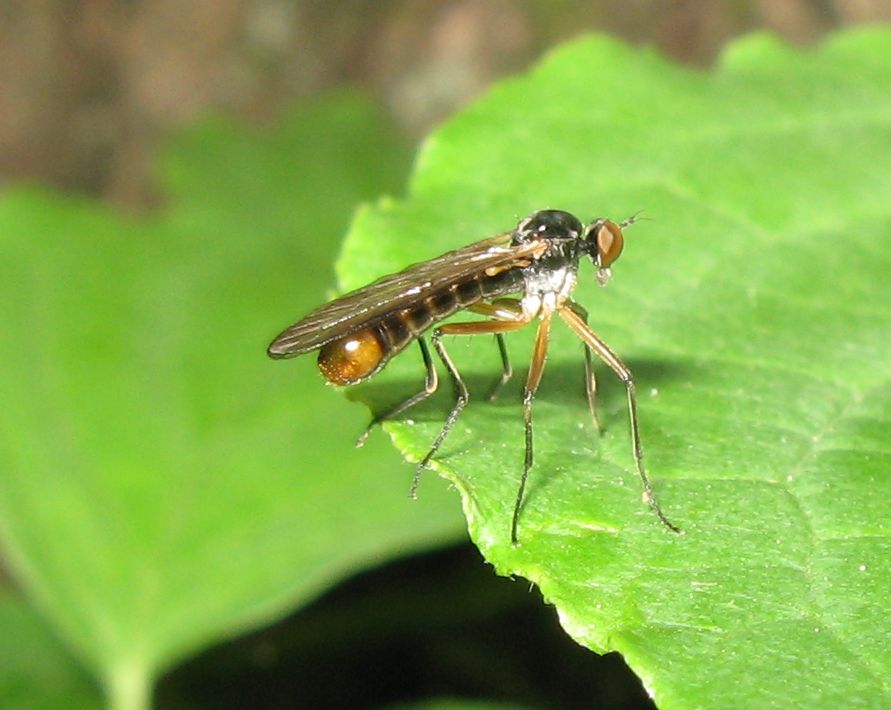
[{"xmin": 558, "ymin": 305, "xmax": 682, "ymax": 535}]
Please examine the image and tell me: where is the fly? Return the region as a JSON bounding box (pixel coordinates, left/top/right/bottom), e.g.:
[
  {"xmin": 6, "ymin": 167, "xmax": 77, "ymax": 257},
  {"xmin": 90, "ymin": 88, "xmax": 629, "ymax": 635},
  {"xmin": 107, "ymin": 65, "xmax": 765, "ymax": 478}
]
[{"xmin": 268, "ymin": 209, "xmax": 682, "ymax": 544}]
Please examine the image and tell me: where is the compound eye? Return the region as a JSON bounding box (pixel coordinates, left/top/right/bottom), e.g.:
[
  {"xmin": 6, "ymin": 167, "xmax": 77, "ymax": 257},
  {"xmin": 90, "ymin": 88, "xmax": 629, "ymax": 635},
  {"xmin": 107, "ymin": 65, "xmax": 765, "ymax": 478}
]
[{"xmin": 594, "ymin": 220, "xmax": 624, "ymax": 267}]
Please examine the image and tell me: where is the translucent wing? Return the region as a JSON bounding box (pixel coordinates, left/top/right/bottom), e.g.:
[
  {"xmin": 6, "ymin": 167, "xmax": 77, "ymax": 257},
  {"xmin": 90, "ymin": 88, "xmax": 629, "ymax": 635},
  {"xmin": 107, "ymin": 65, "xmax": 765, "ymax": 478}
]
[{"xmin": 268, "ymin": 232, "xmax": 541, "ymax": 357}]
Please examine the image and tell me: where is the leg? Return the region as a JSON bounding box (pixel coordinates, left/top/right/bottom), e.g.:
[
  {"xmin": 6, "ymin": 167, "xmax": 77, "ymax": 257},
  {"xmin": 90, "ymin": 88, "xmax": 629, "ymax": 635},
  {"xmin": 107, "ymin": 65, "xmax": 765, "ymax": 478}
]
[
  {"xmin": 558, "ymin": 306, "xmax": 682, "ymax": 534},
  {"xmin": 567, "ymin": 301, "xmax": 601, "ymax": 433},
  {"xmin": 467, "ymin": 299, "xmax": 525, "ymax": 401},
  {"xmin": 410, "ymin": 316, "xmax": 530, "ymax": 498},
  {"xmin": 512, "ymin": 315, "xmax": 552, "ymax": 545},
  {"xmin": 356, "ymin": 338, "xmax": 437, "ymax": 447},
  {"xmin": 489, "ymin": 334, "xmax": 512, "ymax": 401}
]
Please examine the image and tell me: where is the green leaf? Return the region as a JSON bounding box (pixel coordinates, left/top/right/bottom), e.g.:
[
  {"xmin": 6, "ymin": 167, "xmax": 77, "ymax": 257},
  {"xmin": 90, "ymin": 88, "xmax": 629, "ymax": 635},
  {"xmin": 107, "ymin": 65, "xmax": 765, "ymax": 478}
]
[
  {"xmin": 339, "ymin": 31, "xmax": 891, "ymax": 707},
  {"xmin": 0, "ymin": 94, "xmax": 464, "ymax": 708},
  {"xmin": 0, "ymin": 591, "xmax": 101, "ymax": 710}
]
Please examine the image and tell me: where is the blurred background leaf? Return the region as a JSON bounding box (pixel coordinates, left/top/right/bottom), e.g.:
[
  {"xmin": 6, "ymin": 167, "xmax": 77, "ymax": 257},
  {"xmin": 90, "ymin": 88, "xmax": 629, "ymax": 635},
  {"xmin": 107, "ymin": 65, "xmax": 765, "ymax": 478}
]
[
  {"xmin": 0, "ymin": 591, "xmax": 101, "ymax": 710},
  {"xmin": 0, "ymin": 94, "xmax": 469, "ymax": 708}
]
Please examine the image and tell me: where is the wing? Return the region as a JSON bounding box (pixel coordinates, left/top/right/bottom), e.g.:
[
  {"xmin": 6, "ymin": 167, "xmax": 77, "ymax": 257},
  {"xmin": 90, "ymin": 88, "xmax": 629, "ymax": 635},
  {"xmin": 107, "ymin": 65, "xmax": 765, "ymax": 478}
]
[{"xmin": 268, "ymin": 232, "xmax": 541, "ymax": 357}]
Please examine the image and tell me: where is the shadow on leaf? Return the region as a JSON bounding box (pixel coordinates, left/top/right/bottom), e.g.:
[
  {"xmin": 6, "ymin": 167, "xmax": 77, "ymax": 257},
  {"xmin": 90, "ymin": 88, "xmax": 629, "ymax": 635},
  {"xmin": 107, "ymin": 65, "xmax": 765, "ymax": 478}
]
[{"xmin": 345, "ymin": 357, "xmax": 695, "ymax": 423}]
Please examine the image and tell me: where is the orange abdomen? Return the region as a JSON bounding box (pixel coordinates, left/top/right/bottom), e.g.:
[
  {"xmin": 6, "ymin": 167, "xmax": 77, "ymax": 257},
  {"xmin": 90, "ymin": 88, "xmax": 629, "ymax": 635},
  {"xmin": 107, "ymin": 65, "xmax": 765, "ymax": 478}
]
[
  {"xmin": 317, "ymin": 327, "xmax": 386, "ymax": 385},
  {"xmin": 316, "ymin": 268, "xmax": 524, "ymax": 385}
]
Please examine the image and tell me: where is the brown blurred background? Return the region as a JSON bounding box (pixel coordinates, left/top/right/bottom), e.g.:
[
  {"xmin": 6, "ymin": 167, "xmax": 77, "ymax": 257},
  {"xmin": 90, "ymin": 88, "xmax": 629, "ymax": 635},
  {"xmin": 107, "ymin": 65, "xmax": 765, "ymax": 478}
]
[{"xmin": 1, "ymin": 0, "xmax": 889, "ymax": 211}]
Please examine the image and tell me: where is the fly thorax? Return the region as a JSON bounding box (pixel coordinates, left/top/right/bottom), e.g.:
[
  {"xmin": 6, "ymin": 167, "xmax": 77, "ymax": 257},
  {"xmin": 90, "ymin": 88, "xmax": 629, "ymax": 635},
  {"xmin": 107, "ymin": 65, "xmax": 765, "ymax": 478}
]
[
  {"xmin": 510, "ymin": 213, "xmax": 585, "ymax": 319},
  {"xmin": 520, "ymin": 259, "xmax": 579, "ymax": 318}
]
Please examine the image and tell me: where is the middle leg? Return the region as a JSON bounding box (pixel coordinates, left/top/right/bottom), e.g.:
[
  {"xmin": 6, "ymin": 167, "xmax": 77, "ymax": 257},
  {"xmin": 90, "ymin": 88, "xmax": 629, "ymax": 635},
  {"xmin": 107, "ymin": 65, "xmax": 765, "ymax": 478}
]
[
  {"xmin": 467, "ymin": 299, "xmax": 526, "ymax": 401},
  {"xmin": 410, "ymin": 315, "xmax": 530, "ymax": 498},
  {"xmin": 567, "ymin": 300, "xmax": 601, "ymax": 433},
  {"xmin": 511, "ymin": 314, "xmax": 552, "ymax": 545}
]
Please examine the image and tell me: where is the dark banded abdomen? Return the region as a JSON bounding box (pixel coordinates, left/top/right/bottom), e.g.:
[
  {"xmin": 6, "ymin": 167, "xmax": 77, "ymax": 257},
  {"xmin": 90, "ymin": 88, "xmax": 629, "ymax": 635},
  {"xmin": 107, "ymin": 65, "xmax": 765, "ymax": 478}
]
[{"xmin": 317, "ymin": 267, "xmax": 524, "ymax": 385}]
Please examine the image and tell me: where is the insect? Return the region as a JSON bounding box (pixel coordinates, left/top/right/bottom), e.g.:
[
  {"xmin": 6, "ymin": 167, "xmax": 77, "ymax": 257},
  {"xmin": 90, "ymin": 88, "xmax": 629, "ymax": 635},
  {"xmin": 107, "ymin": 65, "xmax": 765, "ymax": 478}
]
[{"xmin": 268, "ymin": 209, "xmax": 681, "ymax": 544}]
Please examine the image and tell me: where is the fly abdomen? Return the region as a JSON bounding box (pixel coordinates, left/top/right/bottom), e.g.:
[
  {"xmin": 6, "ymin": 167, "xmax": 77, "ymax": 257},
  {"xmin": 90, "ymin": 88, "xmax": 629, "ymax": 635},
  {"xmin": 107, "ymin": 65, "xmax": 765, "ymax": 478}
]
[
  {"xmin": 454, "ymin": 278, "xmax": 483, "ymax": 306},
  {"xmin": 375, "ymin": 292, "xmax": 452, "ymax": 355},
  {"xmin": 317, "ymin": 304, "xmax": 438, "ymax": 387},
  {"xmin": 402, "ymin": 268, "xmax": 523, "ymax": 340},
  {"xmin": 480, "ymin": 267, "xmax": 524, "ymax": 298},
  {"xmin": 317, "ymin": 268, "xmax": 525, "ymax": 386},
  {"xmin": 317, "ymin": 326, "xmax": 387, "ymax": 385}
]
